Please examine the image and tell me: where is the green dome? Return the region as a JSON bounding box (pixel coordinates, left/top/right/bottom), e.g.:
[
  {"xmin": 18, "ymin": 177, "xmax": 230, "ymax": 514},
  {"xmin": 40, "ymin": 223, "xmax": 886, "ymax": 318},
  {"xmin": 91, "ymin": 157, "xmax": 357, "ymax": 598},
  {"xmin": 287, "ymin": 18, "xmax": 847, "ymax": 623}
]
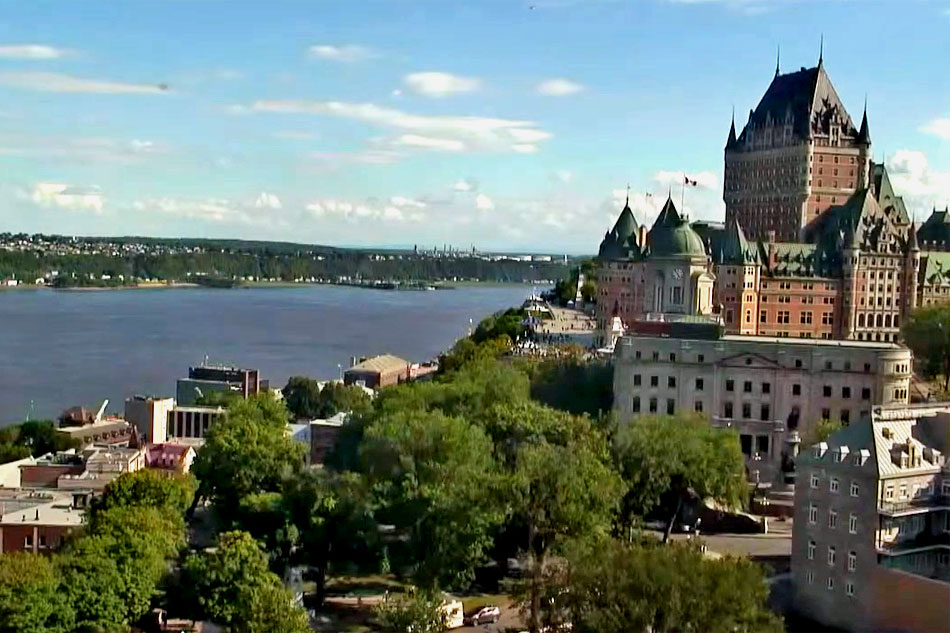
[{"xmin": 647, "ymin": 197, "xmax": 708, "ymax": 258}]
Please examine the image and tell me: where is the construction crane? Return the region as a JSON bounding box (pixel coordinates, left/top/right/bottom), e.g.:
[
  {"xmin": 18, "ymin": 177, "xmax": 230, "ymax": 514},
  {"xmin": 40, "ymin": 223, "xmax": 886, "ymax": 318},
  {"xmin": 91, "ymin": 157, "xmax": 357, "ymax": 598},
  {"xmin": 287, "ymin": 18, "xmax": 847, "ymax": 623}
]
[{"xmin": 95, "ymin": 399, "xmax": 109, "ymax": 423}]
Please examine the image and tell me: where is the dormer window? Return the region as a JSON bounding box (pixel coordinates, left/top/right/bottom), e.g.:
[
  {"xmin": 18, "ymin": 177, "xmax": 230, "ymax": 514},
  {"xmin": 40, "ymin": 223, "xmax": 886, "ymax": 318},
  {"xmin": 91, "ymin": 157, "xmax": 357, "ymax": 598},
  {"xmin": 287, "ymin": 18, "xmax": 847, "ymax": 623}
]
[
  {"xmin": 834, "ymin": 446, "xmax": 850, "ymax": 463},
  {"xmin": 814, "ymin": 442, "xmax": 828, "ymax": 458}
]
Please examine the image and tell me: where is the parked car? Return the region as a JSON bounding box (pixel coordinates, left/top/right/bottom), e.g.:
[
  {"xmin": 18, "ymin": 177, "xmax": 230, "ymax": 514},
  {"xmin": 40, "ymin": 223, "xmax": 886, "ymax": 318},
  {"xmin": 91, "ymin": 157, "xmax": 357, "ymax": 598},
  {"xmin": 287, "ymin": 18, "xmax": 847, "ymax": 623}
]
[{"xmin": 468, "ymin": 605, "xmax": 502, "ymax": 625}]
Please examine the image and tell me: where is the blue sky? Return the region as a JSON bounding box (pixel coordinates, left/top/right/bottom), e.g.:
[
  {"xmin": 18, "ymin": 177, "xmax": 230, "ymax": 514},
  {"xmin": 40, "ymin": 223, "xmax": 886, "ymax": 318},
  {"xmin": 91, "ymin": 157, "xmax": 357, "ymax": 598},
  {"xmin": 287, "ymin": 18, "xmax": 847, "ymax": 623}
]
[{"xmin": 0, "ymin": 0, "xmax": 947, "ymax": 253}]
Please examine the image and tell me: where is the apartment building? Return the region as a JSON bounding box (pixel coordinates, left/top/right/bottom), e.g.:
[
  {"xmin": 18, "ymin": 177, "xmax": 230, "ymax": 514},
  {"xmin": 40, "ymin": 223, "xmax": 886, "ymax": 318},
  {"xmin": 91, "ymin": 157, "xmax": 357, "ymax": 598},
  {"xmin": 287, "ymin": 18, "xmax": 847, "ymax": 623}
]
[
  {"xmin": 792, "ymin": 403, "xmax": 950, "ymax": 632},
  {"xmin": 613, "ymin": 333, "xmax": 911, "ymax": 483}
]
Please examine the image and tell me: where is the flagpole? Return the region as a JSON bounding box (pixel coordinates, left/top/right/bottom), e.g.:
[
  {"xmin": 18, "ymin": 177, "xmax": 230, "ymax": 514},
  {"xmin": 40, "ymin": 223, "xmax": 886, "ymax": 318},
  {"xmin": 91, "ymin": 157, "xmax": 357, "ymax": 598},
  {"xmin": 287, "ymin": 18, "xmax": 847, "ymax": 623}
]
[{"xmin": 681, "ymin": 172, "xmax": 686, "ymax": 218}]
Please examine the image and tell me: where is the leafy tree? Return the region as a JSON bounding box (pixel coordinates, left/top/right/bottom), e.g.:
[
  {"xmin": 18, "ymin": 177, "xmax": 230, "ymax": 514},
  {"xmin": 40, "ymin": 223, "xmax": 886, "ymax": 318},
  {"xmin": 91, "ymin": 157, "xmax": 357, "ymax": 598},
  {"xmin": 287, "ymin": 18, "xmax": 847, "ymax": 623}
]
[
  {"xmin": 90, "ymin": 469, "xmax": 196, "ymax": 518},
  {"xmin": 283, "ymin": 470, "xmax": 380, "ymax": 605},
  {"xmin": 374, "ymin": 587, "xmax": 448, "ymax": 633},
  {"xmin": 472, "ymin": 308, "xmax": 527, "ymax": 344},
  {"xmin": 903, "ymin": 304, "xmax": 950, "ymax": 390},
  {"xmin": 182, "ymin": 531, "xmax": 309, "ymax": 633},
  {"xmin": 317, "ymin": 381, "xmax": 372, "ymax": 417},
  {"xmin": 81, "ymin": 505, "xmax": 187, "ymax": 623},
  {"xmin": 527, "ymin": 357, "xmax": 614, "ymax": 417},
  {"xmin": 234, "ymin": 492, "xmax": 300, "ymax": 575},
  {"xmin": 58, "ymin": 537, "xmax": 129, "ymax": 632},
  {"xmin": 438, "ymin": 336, "xmax": 511, "ymax": 374},
  {"xmin": 0, "ymin": 420, "xmax": 80, "ymax": 463},
  {"xmin": 360, "ymin": 409, "xmax": 503, "ymax": 589},
  {"xmin": 612, "ymin": 415, "xmax": 747, "ymax": 542},
  {"xmin": 282, "ymin": 376, "xmax": 324, "ymax": 419},
  {"xmin": 579, "ymin": 280, "xmax": 597, "ymax": 303},
  {"xmin": 192, "ymin": 394, "xmax": 305, "ymax": 516},
  {"xmin": 559, "ymin": 537, "xmax": 783, "ymax": 633},
  {"xmin": 510, "ymin": 440, "xmax": 622, "ymax": 633},
  {"xmin": 0, "ymin": 553, "xmax": 74, "ymax": 633}
]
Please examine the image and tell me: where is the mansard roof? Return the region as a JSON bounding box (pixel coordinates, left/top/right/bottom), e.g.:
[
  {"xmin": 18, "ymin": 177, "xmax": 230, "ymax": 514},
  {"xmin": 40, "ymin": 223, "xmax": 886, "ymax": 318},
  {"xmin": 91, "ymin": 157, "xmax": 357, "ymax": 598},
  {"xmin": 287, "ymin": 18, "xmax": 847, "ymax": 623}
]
[
  {"xmin": 917, "ymin": 206, "xmax": 950, "ymax": 248},
  {"xmin": 733, "ymin": 64, "xmax": 858, "ymax": 148},
  {"xmin": 807, "ymin": 188, "xmax": 908, "ymax": 257},
  {"xmin": 719, "ymin": 218, "xmax": 759, "ymax": 265},
  {"xmin": 871, "ymin": 162, "xmax": 909, "ymax": 226}
]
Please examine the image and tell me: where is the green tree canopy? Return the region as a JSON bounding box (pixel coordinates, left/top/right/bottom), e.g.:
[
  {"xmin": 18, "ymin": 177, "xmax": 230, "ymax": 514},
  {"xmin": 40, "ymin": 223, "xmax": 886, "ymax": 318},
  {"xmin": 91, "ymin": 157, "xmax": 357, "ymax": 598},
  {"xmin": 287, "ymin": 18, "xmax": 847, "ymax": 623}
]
[
  {"xmin": 902, "ymin": 304, "xmax": 950, "ymax": 390},
  {"xmin": 560, "ymin": 538, "xmax": 783, "ymax": 633},
  {"xmin": 90, "ymin": 469, "xmax": 196, "ymax": 518},
  {"xmin": 192, "ymin": 394, "xmax": 305, "ymax": 516},
  {"xmin": 374, "ymin": 587, "xmax": 448, "ymax": 633},
  {"xmin": 0, "ymin": 420, "xmax": 80, "ymax": 464},
  {"xmin": 182, "ymin": 530, "xmax": 309, "ymax": 633},
  {"xmin": 316, "ymin": 381, "xmax": 372, "ymax": 418},
  {"xmin": 282, "ymin": 376, "xmax": 324, "ymax": 419},
  {"xmin": 360, "ymin": 409, "xmax": 503, "ymax": 589},
  {"xmin": 526, "ymin": 357, "xmax": 614, "ymax": 417},
  {"xmin": 612, "ymin": 415, "xmax": 747, "ymax": 541},
  {"xmin": 0, "ymin": 552, "xmax": 74, "ymax": 633}
]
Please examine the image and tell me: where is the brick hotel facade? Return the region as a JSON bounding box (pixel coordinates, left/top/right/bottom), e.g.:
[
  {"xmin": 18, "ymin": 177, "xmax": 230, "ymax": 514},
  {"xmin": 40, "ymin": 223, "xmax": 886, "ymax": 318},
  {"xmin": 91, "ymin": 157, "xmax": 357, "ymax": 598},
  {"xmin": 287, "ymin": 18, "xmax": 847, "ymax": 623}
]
[{"xmin": 596, "ymin": 58, "xmax": 950, "ymax": 345}]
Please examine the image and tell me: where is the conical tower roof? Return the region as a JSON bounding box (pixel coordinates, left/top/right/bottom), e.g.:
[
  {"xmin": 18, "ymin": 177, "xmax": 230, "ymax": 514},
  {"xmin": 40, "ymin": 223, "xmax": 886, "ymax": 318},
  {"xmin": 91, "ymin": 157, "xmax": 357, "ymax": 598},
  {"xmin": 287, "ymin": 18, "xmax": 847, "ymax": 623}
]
[{"xmin": 720, "ymin": 217, "xmax": 758, "ymax": 264}]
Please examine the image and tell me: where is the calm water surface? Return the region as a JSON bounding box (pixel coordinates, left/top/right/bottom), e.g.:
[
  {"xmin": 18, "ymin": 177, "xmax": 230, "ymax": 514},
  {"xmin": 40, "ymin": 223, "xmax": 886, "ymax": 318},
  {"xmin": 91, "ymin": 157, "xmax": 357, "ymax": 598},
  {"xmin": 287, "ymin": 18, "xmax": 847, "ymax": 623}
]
[{"xmin": 0, "ymin": 285, "xmax": 531, "ymax": 421}]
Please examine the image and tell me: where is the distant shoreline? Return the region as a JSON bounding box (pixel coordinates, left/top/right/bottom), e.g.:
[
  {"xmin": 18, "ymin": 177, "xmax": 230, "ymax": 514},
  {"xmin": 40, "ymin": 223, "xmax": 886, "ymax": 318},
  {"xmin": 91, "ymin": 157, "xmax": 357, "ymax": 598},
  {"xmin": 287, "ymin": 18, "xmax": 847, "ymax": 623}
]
[{"xmin": 0, "ymin": 279, "xmax": 537, "ymax": 293}]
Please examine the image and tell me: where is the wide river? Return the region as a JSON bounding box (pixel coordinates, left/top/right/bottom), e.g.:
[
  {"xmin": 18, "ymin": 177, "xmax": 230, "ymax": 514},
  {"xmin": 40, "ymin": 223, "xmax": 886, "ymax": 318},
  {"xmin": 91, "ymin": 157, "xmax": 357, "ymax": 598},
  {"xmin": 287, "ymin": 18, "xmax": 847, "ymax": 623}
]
[{"xmin": 0, "ymin": 284, "xmax": 532, "ymax": 422}]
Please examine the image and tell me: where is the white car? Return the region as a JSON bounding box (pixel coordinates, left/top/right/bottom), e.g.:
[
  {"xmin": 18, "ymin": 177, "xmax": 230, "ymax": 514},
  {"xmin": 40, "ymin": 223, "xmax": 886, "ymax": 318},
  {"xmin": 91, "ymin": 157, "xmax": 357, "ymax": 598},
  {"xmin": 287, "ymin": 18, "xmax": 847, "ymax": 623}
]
[{"xmin": 469, "ymin": 605, "xmax": 502, "ymax": 625}]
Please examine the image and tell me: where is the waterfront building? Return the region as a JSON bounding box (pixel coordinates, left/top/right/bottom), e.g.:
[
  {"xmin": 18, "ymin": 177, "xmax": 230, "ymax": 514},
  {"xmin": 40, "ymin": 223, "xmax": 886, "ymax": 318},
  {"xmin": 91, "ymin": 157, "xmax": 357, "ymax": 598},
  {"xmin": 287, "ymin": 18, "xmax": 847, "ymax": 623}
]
[
  {"xmin": 344, "ymin": 354, "xmax": 411, "ymax": 389},
  {"xmin": 167, "ymin": 405, "xmax": 227, "ymax": 441},
  {"xmin": 596, "ymin": 59, "xmax": 950, "ymax": 346},
  {"xmin": 613, "ymin": 332, "xmax": 911, "ymax": 484},
  {"xmin": 176, "ymin": 363, "xmax": 263, "ymax": 405},
  {"xmin": 791, "ymin": 403, "xmax": 950, "ymax": 631},
  {"xmin": 124, "ymin": 395, "xmax": 175, "ymax": 444},
  {"xmin": 57, "ymin": 417, "xmax": 133, "ymax": 447}
]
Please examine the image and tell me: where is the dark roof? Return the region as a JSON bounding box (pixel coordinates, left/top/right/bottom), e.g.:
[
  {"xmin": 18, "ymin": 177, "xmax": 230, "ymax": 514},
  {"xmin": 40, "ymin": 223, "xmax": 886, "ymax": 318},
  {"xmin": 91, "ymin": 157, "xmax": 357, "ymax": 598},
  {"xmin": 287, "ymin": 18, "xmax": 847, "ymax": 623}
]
[
  {"xmin": 917, "ymin": 206, "xmax": 950, "ymax": 248},
  {"xmin": 598, "ymin": 198, "xmax": 641, "ymax": 260},
  {"xmin": 856, "ymin": 107, "xmax": 871, "ymax": 145},
  {"xmin": 733, "ymin": 64, "xmax": 857, "ymax": 148},
  {"xmin": 870, "ymin": 162, "xmax": 909, "ymax": 225},
  {"xmin": 646, "ymin": 197, "xmax": 707, "ymax": 258},
  {"xmin": 718, "ymin": 218, "xmax": 759, "ymax": 265}
]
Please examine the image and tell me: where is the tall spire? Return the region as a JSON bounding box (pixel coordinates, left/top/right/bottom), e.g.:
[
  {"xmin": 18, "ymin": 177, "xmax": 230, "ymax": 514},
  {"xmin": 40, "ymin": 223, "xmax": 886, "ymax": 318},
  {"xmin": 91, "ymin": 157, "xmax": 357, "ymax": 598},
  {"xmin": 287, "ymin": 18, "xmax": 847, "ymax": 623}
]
[
  {"xmin": 727, "ymin": 106, "xmax": 737, "ymax": 148},
  {"xmin": 818, "ymin": 34, "xmax": 824, "ymax": 66},
  {"xmin": 857, "ymin": 96, "xmax": 871, "ymax": 145},
  {"xmin": 775, "ymin": 44, "xmax": 780, "ymax": 77},
  {"xmin": 625, "ymin": 183, "xmax": 630, "ymax": 208}
]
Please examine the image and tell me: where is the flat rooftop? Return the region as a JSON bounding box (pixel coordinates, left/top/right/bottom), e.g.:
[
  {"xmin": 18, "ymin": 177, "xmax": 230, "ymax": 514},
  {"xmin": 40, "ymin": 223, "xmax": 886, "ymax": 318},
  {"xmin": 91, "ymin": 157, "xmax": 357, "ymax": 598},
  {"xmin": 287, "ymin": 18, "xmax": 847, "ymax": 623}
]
[{"xmin": 621, "ymin": 334, "xmax": 904, "ymax": 350}]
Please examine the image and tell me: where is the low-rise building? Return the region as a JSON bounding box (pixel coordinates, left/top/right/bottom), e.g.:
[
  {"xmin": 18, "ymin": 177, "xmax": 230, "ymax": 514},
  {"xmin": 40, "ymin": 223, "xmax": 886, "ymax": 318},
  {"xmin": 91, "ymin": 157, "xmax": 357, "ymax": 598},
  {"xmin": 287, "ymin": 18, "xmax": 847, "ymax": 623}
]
[
  {"xmin": 125, "ymin": 395, "xmax": 175, "ymax": 443},
  {"xmin": 791, "ymin": 403, "xmax": 950, "ymax": 632},
  {"xmin": 20, "ymin": 445, "xmax": 145, "ymax": 491},
  {"xmin": 145, "ymin": 443, "xmax": 196, "ymax": 475},
  {"xmin": 58, "ymin": 417, "xmax": 133, "ymax": 446},
  {"xmin": 309, "ymin": 413, "xmax": 348, "ymax": 465},
  {"xmin": 167, "ymin": 405, "xmax": 227, "ymax": 440},
  {"xmin": 0, "ymin": 489, "xmax": 86, "ymax": 553},
  {"xmin": 344, "ymin": 354, "xmax": 411, "ymax": 389},
  {"xmin": 613, "ymin": 332, "xmax": 912, "ymax": 483}
]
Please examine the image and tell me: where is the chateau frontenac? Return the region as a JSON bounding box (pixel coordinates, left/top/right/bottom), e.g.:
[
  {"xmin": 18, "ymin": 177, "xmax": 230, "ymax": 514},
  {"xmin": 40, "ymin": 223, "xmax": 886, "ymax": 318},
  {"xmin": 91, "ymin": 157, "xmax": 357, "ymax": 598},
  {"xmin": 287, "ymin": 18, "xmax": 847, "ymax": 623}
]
[{"xmin": 596, "ymin": 58, "xmax": 950, "ymax": 345}]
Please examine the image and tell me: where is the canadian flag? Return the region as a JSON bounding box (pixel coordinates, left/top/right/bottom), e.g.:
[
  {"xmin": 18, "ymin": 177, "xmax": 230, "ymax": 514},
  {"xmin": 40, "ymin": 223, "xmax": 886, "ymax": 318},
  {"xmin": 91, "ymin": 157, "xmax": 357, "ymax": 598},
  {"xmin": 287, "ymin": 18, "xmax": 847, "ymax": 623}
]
[{"xmin": 684, "ymin": 175, "xmax": 698, "ymax": 186}]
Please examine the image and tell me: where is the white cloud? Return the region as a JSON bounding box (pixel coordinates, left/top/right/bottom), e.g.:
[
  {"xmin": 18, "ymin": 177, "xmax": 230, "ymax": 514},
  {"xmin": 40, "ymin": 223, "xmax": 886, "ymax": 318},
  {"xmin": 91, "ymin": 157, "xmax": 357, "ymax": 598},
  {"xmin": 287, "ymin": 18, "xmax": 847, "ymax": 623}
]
[
  {"xmin": 0, "ymin": 135, "xmax": 167, "ymax": 163},
  {"xmin": 453, "ymin": 179, "xmax": 475, "ymax": 192},
  {"xmin": 536, "ymin": 78, "xmax": 584, "ymax": 96},
  {"xmin": 0, "ymin": 44, "xmax": 72, "ymax": 60},
  {"xmin": 393, "ymin": 134, "xmax": 466, "ymax": 152},
  {"xmin": 403, "ymin": 72, "xmax": 481, "ymax": 97},
  {"xmin": 391, "ymin": 89, "xmax": 402, "ymax": 97},
  {"xmin": 555, "ymin": 170, "xmax": 573, "ymax": 183},
  {"xmin": 0, "ymin": 72, "xmax": 169, "ymax": 94},
  {"xmin": 254, "ymin": 192, "xmax": 282, "ymax": 210},
  {"xmin": 31, "ymin": 182, "xmax": 103, "ymax": 213},
  {"xmin": 654, "ymin": 170, "xmax": 719, "ymax": 191},
  {"xmin": 389, "ymin": 196, "xmax": 426, "ymax": 209},
  {"xmin": 251, "ymin": 99, "xmax": 552, "ymax": 154},
  {"xmin": 273, "ymin": 130, "xmax": 316, "ymax": 140},
  {"xmin": 921, "ymin": 118, "xmax": 950, "ymax": 141},
  {"xmin": 475, "ymin": 193, "xmax": 495, "ymax": 210},
  {"xmin": 306, "ymin": 198, "xmax": 424, "ymax": 223},
  {"xmin": 886, "ymin": 150, "xmax": 950, "ymax": 216},
  {"xmin": 308, "ymin": 44, "xmax": 376, "ymax": 62},
  {"xmin": 133, "ymin": 195, "xmax": 281, "ymax": 226}
]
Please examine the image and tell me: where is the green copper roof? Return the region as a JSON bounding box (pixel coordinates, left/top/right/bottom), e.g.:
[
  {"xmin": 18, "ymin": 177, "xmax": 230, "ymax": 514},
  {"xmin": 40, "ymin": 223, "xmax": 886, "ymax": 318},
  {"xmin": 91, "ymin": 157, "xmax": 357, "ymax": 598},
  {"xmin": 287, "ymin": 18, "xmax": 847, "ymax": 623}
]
[
  {"xmin": 719, "ymin": 218, "xmax": 758, "ymax": 264},
  {"xmin": 647, "ymin": 197, "xmax": 707, "ymax": 258},
  {"xmin": 598, "ymin": 199, "xmax": 641, "ymax": 260},
  {"xmin": 922, "ymin": 251, "xmax": 950, "ymax": 285}
]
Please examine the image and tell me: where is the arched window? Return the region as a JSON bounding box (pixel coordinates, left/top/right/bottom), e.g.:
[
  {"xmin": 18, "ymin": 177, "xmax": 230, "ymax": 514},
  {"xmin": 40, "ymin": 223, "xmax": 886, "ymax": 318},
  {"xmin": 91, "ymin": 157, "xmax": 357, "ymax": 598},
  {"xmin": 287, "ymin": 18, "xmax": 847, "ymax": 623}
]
[
  {"xmin": 858, "ymin": 314, "xmax": 865, "ymax": 327},
  {"xmin": 876, "ymin": 314, "xmax": 883, "ymax": 328},
  {"xmin": 885, "ymin": 315, "xmax": 892, "ymax": 328},
  {"xmin": 893, "ymin": 315, "xmax": 899, "ymax": 328}
]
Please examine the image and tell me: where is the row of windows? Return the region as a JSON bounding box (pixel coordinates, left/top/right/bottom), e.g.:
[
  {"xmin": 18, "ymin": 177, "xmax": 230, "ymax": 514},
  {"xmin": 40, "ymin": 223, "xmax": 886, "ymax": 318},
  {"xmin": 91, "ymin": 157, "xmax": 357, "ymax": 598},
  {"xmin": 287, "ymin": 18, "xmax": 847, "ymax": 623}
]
[
  {"xmin": 810, "ymin": 474, "xmax": 861, "ymax": 497},
  {"xmin": 631, "ymin": 396, "xmax": 675, "ymax": 415},
  {"xmin": 857, "ymin": 313, "xmax": 900, "ymax": 328},
  {"xmin": 761, "ymin": 295, "xmax": 836, "ymax": 305},
  {"xmin": 804, "ymin": 571, "xmax": 856, "ymax": 596},
  {"xmin": 807, "ymin": 504, "xmax": 859, "ymax": 535},
  {"xmin": 883, "ymin": 480, "xmax": 949, "ymax": 501},
  {"xmin": 807, "ymin": 542, "xmax": 859, "ymax": 572}
]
